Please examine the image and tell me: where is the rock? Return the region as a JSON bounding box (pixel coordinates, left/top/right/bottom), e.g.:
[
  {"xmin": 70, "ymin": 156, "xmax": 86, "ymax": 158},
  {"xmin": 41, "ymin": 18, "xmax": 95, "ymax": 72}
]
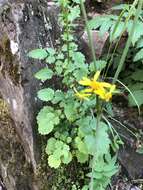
[
  {"xmin": 0, "ymin": 1, "xmax": 60, "ymax": 189},
  {"xmin": 81, "ymin": 30, "xmax": 109, "ymax": 60},
  {"xmin": 118, "ymin": 146, "xmax": 143, "ymax": 179}
]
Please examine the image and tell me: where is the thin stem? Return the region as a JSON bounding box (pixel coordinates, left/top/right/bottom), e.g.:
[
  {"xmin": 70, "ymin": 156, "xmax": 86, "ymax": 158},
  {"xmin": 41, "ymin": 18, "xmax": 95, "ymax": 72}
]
[
  {"xmin": 113, "ymin": 0, "xmax": 143, "ymax": 83},
  {"xmin": 80, "ymin": 0, "xmax": 97, "ymax": 70},
  {"xmin": 90, "ymin": 97, "xmax": 102, "ymax": 190}
]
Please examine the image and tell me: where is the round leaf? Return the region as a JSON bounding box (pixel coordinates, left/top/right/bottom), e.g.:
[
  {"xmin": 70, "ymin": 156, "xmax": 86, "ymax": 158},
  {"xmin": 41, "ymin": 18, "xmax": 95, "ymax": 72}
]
[
  {"xmin": 28, "ymin": 49, "xmax": 48, "ymax": 59},
  {"xmin": 37, "ymin": 88, "xmax": 54, "ymax": 101},
  {"xmin": 48, "ymin": 155, "xmax": 61, "ymax": 168},
  {"xmin": 35, "ymin": 68, "xmax": 53, "ymax": 81},
  {"xmin": 37, "ymin": 106, "xmax": 59, "ymax": 135}
]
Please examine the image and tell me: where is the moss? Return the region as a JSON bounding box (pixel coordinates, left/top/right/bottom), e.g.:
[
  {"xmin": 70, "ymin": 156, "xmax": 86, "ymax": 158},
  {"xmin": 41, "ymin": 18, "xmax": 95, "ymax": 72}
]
[
  {"xmin": 0, "ymin": 99, "xmax": 34, "ymax": 189},
  {"xmin": 0, "ymin": 34, "xmax": 20, "ymax": 85}
]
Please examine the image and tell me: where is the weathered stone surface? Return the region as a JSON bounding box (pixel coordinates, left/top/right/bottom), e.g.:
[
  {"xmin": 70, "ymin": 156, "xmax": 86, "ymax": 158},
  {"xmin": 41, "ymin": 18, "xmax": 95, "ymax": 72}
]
[
  {"xmin": 81, "ymin": 30, "xmax": 109, "ymax": 60},
  {"xmin": 0, "ymin": 0, "xmax": 59, "ymax": 179}
]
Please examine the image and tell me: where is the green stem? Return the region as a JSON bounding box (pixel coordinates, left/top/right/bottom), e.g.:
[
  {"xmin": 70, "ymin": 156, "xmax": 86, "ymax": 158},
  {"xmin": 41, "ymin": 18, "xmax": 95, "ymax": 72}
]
[
  {"xmin": 113, "ymin": 0, "xmax": 143, "ymax": 83},
  {"xmin": 80, "ymin": 0, "xmax": 97, "ymax": 70},
  {"xmin": 90, "ymin": 97, "xmax": 102, "ymax": 190}
]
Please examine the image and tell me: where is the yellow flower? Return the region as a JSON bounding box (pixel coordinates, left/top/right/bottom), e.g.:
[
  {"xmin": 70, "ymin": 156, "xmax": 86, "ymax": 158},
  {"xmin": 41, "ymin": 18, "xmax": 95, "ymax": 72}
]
[
  {"xmin": 77, "ymin": 72, "xmax": 117, "ymax": 102},
  {"xmin": 79, "ymin": 71, "xmax": 112, "ymax": 91},
  {"xmin": 103, "ymin": 84, "xmax": 116, "ymax": 102},
  {"xmin": 94, "ymin": 84, "xmax": 116, "ymax": 102},
  {"xmin": 74, "ymin": 88, "xmax": 92, "ymax": 100}
]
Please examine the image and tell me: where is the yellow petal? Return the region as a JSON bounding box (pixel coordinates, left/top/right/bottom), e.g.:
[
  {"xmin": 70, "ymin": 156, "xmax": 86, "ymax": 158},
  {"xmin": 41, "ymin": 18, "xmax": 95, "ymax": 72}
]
[
  {"xmin": 104, "ymin": 93, "xmax": 112, "ymax": 101},
  {"xmin": 74, "ymin": 88, "xmax": 91, "ymax": 100},
  {"xmin": 81, "ymin": 88, "xmax": 93, "ymax": 93},
  {"xmin": 93, "ymin": 71, "xmax": 100, "ymax": 81},
  {"xmin": 100, "ymin": 82, "xmax": 112, "ymax": 88},
  {"xmin": 110, "ymin": 84, "xmax": 116, "ymax": 93},
  {"xmin": 79, "ymin": 77, "xmax": 91, "ymax": 86},
  {"xmin": 94, "ymin": 88, "xmax": 106, "ymax": 98}
]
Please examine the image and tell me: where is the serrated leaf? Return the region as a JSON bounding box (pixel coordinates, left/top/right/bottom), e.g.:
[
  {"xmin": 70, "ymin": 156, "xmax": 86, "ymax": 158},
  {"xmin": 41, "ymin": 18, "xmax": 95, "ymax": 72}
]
[
  {"xmin": 128, "ymin": 90, "xmax": 143, "ymax": 106},
  {"xmin": 46, "ymin": 56, "xmax": 56, "ymax": 64},
  {"xmin": 96, "ymin": 60, "xmax": 107, "ymax": 71},
  {"xmin": 110, "ymin": 21, "xmax": 124, "ymax": 41},
  {"xmin": 34, "ymin": 67, "xmax": 53, "ymax": 81},
  {"xmin": 37, "ymin": 88, "xmax": 54, "ymax": 101},
  {"xmin": 68, "ymin": 6, "xmax": 80, "ymax": 22},
  {"xmin": 73, "ymin": 52, "xmax": 85, "ymax": 66},
  {"xmin": 133, "ymin": 49, "xmax": 143, "ymax": 62},
  {"xmin": 64, "ymin": 102, "xmax": 78, "ymax": 122},
  {"xmin": 48, "ymin": 154, "xmax": 61, "ymax": 168},
  {"xmin": 46, "ymin": 48, "xmax": 56, "ymax": 55},
  {"xmin": 89, "ymin": 61, "xmax": 107, "ymax": 72},
  {"xmin": 127, "ymin": 20, "xmax": 143, "ymax": 46},
  {"xmin": 99, "ymin": 19, "xmax": 112, "ymax": 36},
  {"xmin": 88, "ymin": 16, "xmax": 107, "ymax": 30},
  {"xmin": 37, "ymin": 106, "xmax": 59, "ymax": 135},
  {"xmin": 52, "ymin": 90, "xmax": 65, "ymax": 104},
  {"xmin": 28, "ymin": 49, "xmax": 48, "ymax": 59}
]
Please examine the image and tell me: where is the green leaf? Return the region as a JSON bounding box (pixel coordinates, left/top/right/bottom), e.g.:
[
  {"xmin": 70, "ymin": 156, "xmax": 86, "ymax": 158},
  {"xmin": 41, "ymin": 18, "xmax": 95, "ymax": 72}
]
[
  {"xmin": 76, "ymin": 116, "xmax": 96, "ymax": 137},
  {"xmin": 131, "ymin": 70, "xmax": 143, "ymax": 81},
  {"xmin": 46, "ymin": 48, "xmax": 56, "ymax": 55},
  {"xmin": 34, "ymin": 67, "xmax": 53, "ymax": 81},
  {"xmin": 82, "ymin": 185, "xmax": 89, "ymax": 190},
  {"xmin": 133, "ymin": 49, "xmax": 143, "ymax": 62},
  {"xmin": 128, "ymin": 83, "xmax": 143, "ymax": 91},
  {"xmin": 84, "ymin": 122, "xmax": 110, "ymax": 156},
  {"xmin": 68, "ymin": 6, "xmax": 80, "ymax": 22},
  {"xmin": 46, "ymin": 56, "xmax": 56, "ymax": 64},
  {"xmin": 46, "ymin": 137, "xmax": 56, "ymax": 155},
  {"xmin": 84, "ymin": 134, "xmax": 96, "ymax": 155},
  {"xmin": 76, "ymin": 151, "xmax": 88, "ymax": 163},
  {"xmin": 128, "ymin": 90, "xmax": 143, "ymax": 106},
  {"xmin": 28, "ymin": 49, "xmax": 48, "ymax": 59},
  {"xmin": 89, "ymin": 61, "xmax": 107, "ymax": 72},
  {"xmin": 48, "ymin": 154, "xmax": 61, "ymax": 168},
  {"xmin": 96, "ymin": 60, "xmax": 107, "ymax": 71},
  {"xmin": 127, "ymin": 20, "xmax": 143, "ymax": 46},
  {"xmin": 110, "ymin": 21, "xmax": 124, "ymax": 41},
  {"xmin": 75, "ymin": 137, "xmax": 88, "ymax": 154},
  {"xmin": 136, "ymin": 39, "xmax": 143, "ymax": 48},
  {"xmin": 37, "ymin": 88, "xmax": 54, "ymax": 101},
  {"xmin": 73, "ymin": 52, "xmax": 86, "ymax": 66},
  {"xmin": 64, "ymin": 102, "xmax": 78, "ymax": 122},
  {"xmin": 88, "ymin": 16, "xmax": 107, "ymax": 30},
  {"xmin": 37, "ymin": 106, "xmax": 59, "ymax": 135},
  {"xmin": 99, "ymin": 19, "xmax": 113, "ymax": 36},
  {"xmin": 62, "ymin": 152, "xmax": 72, "ymax": 164},
  {"xmin": 95, "ymin": 122, "xmax": 110, "ymax": 156},
  {"xmin": 52, "ymin": 90, "xmax": 65, "ymax": 104}
]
